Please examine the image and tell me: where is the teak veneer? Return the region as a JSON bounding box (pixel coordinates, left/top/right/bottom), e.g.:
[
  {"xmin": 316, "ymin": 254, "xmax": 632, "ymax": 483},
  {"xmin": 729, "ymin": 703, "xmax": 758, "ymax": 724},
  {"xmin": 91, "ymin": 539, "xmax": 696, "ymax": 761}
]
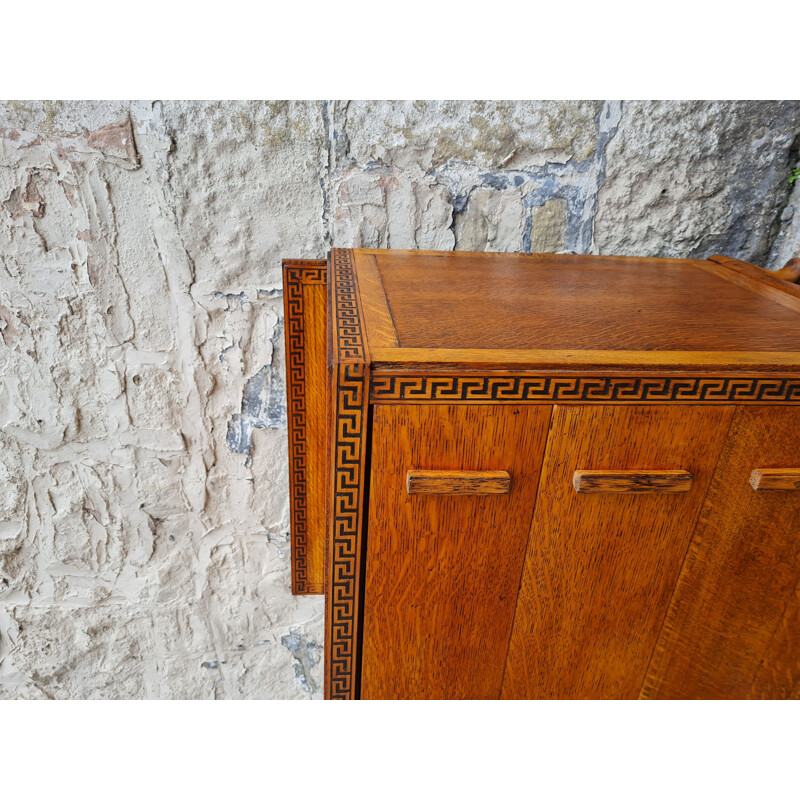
[{"xmin": 282, "ymin": 248, "xmax": 800, "ymax": 699}]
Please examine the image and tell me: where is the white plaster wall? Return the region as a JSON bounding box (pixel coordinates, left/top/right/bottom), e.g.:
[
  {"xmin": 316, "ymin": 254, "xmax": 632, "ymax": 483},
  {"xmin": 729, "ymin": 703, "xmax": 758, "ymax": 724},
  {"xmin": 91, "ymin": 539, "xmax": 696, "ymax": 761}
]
[{"xmin": 1, "ymin": 100, "xmax": 798, "ymax": 699}]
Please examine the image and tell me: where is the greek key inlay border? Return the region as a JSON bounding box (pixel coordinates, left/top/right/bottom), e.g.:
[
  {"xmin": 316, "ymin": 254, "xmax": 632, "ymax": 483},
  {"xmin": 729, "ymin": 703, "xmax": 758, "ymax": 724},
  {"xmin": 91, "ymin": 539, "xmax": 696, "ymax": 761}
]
[
  {"xmin": 327, "ymin": 249, "xmax": 369, "ymax": 700},
  {"xmin": 331, "ymin": 248, "xmax": 366, "ymax": 362},
  {"xmin": 370, "ymin": 374, "xmax": 800, "ymax": 404},
  {"xmin": 283, "ymin": 263, "xmax": 326, "ymax": 595},
  {"xmin": 327, "ymin": 361, "xmax": 368, "ymax": 700}
]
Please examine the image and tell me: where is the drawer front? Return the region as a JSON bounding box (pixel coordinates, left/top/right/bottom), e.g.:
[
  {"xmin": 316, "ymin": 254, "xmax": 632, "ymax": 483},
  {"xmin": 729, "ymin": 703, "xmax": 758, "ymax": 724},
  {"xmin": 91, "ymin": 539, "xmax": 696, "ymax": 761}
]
[
  {"xmin": 360, "ymin": 404, "xmax": 552, "ymax": 700},
  {"xmin": 642, "ymin": 406, "xmax": 800, "ymax": 699},
  {"xmin": 501, "ymin": 404, "xmax": 734, "ymax": 699}
]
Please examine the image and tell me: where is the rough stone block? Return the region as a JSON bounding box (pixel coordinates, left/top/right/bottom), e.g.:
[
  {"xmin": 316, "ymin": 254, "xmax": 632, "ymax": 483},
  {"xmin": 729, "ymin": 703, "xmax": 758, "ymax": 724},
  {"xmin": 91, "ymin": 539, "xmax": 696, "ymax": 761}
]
[{"xmin": 595, "ymin": 101, "xmax": 800, "ymax": 262}]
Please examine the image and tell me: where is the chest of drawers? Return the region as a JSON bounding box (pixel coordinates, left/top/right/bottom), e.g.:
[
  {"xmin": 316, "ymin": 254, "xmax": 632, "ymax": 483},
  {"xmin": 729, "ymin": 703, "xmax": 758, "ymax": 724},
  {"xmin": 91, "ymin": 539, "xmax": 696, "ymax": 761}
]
[{"xmin": 282, "ymin": 249, "xmax": 800, "ymax": 700}]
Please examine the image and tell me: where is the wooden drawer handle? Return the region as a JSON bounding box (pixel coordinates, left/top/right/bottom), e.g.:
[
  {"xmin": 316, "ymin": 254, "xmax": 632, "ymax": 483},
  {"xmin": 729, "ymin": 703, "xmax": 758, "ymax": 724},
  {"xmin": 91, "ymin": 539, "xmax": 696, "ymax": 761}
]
[
  {"xmin": 406, "ymin": 470, "xmax": 511, "ymax": 495},
  {"xmin": 749, "ymin": 469, "xmax": 800, "ymax": 490},
  {"xmin": 773, "ymin": 257, "xmax": 800, "ymax": 284},
  {"xmin": 573, "ymin": 470, "xmax": 693, "ymax": 494}
]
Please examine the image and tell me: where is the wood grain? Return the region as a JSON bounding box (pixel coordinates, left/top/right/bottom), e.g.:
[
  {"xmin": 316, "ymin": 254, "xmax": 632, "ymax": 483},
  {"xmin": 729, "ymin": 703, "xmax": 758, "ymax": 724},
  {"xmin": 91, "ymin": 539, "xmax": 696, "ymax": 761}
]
[
  {"xmin": 749, "ymin": 468, "xmax": 800, "ymax": 490},
  {"xmin": 641, "ymin": 406, "xmax": 800, "ymax": 699},
  {"xmin": 356, "ymin": 253, "xmax": 399, "ymax": 349},
  {"xmin": 407, "ymin": 469, "xmax": 511, "ymax": 495},
  {"xmin": 746, "ymin": 583, "xmax": 800, "ymax": 699},
  {"xmin": 360, "ymin": 404, "xmax": 552, "ymax": 700},
  {"xmin": 353, "ymin": 250, "xmax": 800, "ymax": 357},
  {"xmin": 300, "ymin": 280, "xmax": 327, "ymax": 594},
  {"xmin": 369, "ymin": 348, "xmax": 800, "ymax": 371},
  {"xmin": 501, "ymin": 404, "xmax": 733, "ymax": 700},
  {"xmin": 696, "ymin": 257, "xmax": 800, "ymax": 315},
  {"xmin": 707, "ymin": 254, "xmax": 800, "ymax": 305},
  {"xmin": 573, "ymin": 470, "xmax": 692, "ymax": 494}
]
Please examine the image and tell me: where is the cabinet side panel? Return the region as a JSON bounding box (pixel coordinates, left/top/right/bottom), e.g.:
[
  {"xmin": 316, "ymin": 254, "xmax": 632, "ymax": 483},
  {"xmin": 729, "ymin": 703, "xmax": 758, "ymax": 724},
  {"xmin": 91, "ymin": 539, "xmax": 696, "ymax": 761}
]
[
  {"xmin": 360, "ymin": 404, "xmax": 552, "ymax": 700},
  {"xmin": 641, "ymin": 406, "xmax": 800, "ymax": 699},
  {"xmin": 301, "ymin": 281, "xmax": 327, "ymax": 593},
  {"xmin": 283, "ymin": 264, "xmax": 326, "ymax": 595},
  {"xmin": 501, "ymin": 404, "xmax": 733, "ymax": 699}
]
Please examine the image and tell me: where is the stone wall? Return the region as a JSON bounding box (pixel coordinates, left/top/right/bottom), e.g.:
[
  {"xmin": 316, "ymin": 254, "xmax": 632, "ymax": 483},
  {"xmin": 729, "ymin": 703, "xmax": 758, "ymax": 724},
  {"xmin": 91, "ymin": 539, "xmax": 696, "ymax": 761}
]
[{"xmin": 1, "ymin": 100, "xmax": 798, "ymax": 699}]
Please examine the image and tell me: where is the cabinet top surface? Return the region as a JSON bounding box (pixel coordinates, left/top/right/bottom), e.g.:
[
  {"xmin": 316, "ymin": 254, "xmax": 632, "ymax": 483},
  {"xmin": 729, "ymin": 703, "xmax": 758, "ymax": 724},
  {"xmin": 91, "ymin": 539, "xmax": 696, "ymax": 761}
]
[{"xmin": 341, "ymin": 248, "xmax": 800, "ymax": 371}]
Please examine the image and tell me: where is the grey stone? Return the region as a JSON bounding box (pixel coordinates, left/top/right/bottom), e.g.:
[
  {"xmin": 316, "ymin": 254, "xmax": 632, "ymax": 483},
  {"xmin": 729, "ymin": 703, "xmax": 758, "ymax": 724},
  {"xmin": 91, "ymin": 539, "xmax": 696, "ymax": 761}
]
[
  {"xmin": 529, "ymin": 198, "xmax": 569, "ymax": 253},
  {"xmin": 768, "ymin": 180, "xmax": 800, "ymax": 267},
  {"xmin": 345, "ymin": 100, "xmax": 604, "ymax": 172},
  {"xmin": 455, "ymin": 186, "xmax": 526, "ymax": 252},
  {"xmin": 595, "ymin": 100, "xmax": 800, "ymax": 263},
  {"xmin": 332, "ymin": 167, "xmax": 454, "ymax": 249}
]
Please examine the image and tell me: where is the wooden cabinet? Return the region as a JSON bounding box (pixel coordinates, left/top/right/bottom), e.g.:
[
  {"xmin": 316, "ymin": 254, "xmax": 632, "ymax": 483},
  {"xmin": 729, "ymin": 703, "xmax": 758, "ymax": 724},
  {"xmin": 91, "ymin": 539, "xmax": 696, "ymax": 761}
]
[{"xmin": 282, "ymin": 249, "xmax": 800, "ymax": 699}]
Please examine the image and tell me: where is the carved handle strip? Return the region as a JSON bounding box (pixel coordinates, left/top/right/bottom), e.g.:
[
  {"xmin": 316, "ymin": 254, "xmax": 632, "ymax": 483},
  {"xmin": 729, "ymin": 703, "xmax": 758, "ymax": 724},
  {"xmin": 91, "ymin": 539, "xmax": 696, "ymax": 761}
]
[
  {"xmin": 406, "ymin": 470, "xmax": 511, "ymax": 495},
  {"xmin": 573, "ymin": 470, "xmax": 693, "ymax": 494},
  {"xmin": 749, "ymin": 468, "xmax": 800, "ymax": 490}
]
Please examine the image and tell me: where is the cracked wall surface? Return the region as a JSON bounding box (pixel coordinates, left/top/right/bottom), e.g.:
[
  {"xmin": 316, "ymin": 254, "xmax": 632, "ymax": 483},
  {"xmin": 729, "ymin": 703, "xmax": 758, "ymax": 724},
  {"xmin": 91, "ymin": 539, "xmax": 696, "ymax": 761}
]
[{"xmin": 1, "ymin": 100, "xmax": 799, "ymax": 699}]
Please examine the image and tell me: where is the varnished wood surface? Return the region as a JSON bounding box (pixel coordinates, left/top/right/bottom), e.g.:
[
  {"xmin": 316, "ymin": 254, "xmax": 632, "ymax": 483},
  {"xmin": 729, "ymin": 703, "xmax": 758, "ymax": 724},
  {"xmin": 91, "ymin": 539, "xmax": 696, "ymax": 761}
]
[
  {"xmin": 352, "ymin": 250, "xmax": 800, "ymax": 358},
  {"xmin": 282, "ymin": 261, "xmax": 327, "ymax": 595},
  {"xmin": 746, "ymin": 584, "xmax": 800, "ymax": 699},
  {"xmin": 697, "ymin": 258, "xmax": 800, "ymax": 315},
  {"xmin": 707, "ymin": 254, "xmax": 800, "ymax": 305},
  {"xmin": 749, "ymin": 468, "xmax": 800, "ymax": 490},
  {"xmin": 773, "ymin": 257, "xmax": 800, "ymax": 284},
  {"xmin": 641, "ymin": 406, "xmax": 800, "ymax": 699},
  {"xmin": 406, "ymin": 469, "xmax": 511, "ymax": 495},
  {"xmin": 360, "ymin": 404, "xmax": 552, "ymax": 700},
  {"xmin": 356, "ymin": 253, "xmax": 400, "ymax": 349},
  {"xmin": 573, "ymin": 470, "xmax": 692, "ymax": 494},
  {"xmin": 369, "ymin": 349, "xmax": 800, "ymax": 371},
  {"xmin": 501, "ymin": 404, "xmax": 733, "ymax": 699},
  {"xmin": 301, "ymin": 280, "xmax": 327, "ymax": 594}
]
